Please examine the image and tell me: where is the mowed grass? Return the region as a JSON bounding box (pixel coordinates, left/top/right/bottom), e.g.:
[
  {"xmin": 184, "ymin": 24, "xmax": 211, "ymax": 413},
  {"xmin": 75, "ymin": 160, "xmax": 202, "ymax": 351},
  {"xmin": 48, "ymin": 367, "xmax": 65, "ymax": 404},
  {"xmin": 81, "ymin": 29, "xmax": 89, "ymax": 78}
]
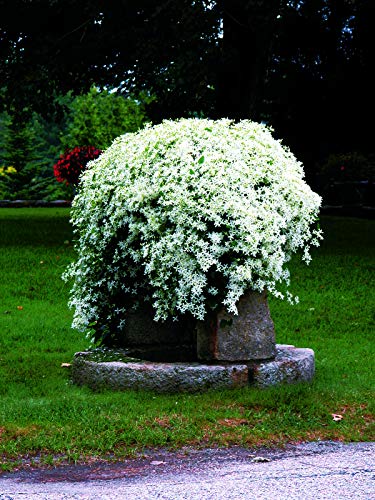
[{"xmin": 0, "ymin": 208, "xmax": 374, "ymax": 470}]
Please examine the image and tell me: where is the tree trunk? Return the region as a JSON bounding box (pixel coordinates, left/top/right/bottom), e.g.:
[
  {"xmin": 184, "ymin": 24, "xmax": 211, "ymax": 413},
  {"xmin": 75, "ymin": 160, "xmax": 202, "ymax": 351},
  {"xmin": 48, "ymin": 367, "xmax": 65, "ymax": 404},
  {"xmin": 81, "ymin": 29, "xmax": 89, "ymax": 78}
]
[{"xmin": 215, "ymin": 0, "xmax": 281, "ymax": 121}]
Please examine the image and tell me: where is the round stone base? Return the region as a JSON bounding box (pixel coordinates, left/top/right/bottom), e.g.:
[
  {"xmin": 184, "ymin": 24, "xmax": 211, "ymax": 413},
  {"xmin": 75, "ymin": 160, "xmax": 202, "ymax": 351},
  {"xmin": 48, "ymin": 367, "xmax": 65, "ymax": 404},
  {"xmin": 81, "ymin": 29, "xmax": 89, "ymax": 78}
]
[{"xmin": 71, "ymin": 345, "xmax": 315, "ymax": 393}]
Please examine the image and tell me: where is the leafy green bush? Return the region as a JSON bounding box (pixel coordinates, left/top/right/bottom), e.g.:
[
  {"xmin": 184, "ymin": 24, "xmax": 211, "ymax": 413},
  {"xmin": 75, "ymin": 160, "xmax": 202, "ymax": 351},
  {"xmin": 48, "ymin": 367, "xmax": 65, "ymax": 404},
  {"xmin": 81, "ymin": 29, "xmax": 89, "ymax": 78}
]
[
  {"xmin": 316, "ymin": 152, "xmax": 375, "ymax": 206},
  {"xmin": 60, "ymin": 87, "xmax": 154, "ymax": 150},
  {"xmin": 0, "ymin": 165, "xmax": 17, "ymax": 199},
  {"xmin": 0, "ymin": 88, "xmax": 153, "ymax": 200},
  {"xmin": 65, "ymin": 118, "xmax": 322, "ymax": 343},
  {"xmin": 0, "ymin": 110, "xmax": 70, "ymax": 200}
]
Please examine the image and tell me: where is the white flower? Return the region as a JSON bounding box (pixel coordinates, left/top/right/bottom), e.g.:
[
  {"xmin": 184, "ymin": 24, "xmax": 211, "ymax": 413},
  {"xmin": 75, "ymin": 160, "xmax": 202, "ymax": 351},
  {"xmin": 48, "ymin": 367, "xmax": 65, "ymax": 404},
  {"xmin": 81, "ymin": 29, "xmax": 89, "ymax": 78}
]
[{"xmin": 65, "ymin": 118, "xmax": 322, "ymax": 339}]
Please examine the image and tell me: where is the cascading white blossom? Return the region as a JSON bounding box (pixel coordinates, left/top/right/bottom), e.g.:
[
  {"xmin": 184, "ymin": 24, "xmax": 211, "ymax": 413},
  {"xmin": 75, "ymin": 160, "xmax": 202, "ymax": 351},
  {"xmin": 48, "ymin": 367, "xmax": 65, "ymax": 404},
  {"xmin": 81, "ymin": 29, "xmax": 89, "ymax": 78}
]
[{"xmin": 64, "ymin": 118, "xmax": 323, "ymax": 341}]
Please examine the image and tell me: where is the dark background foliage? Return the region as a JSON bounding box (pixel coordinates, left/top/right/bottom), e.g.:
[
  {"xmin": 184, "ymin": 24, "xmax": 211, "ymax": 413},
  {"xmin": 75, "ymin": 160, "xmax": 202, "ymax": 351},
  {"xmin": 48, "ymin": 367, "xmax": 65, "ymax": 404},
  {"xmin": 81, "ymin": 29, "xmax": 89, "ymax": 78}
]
[{"xmin": 0, "ymin": 0, "xmax": 374, "ymax": 199}]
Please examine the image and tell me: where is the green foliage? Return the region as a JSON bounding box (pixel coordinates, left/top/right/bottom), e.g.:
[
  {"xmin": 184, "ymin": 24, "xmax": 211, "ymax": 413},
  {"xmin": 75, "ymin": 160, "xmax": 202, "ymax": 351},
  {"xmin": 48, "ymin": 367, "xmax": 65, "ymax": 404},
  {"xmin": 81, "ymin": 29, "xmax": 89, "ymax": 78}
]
[
  {"xmin": 0, "ymin": 110, "xmax": 11, "ymax": 159},
  {"xmin": 2, "ymin": 115, "xmax": 35, "ymax": 172},
  {"xmin": 0, "ymin": 165, "xmax": 17, "ymax": 199},
  {"xmin": 0, "ymin": 88, "xmax": 152, "ymax": 200},
  {"xmin": 23, "ymin": 112, "xmax": 73, "ymax": 200},
  {"xmin": 0, "ymin": 112, "xmax": 16, "ymax": 198},
  {"xmin": 1, "ymin": 0, "xmax": 373, "ymax": 164},
  {"xmin": 60, "ymin": 87, "xmax": 154, "ymax": 150},
  {"xmin": 0, "ymin": 210, "xmax": 373, "ymax": 468},
  {"xmin": 1, "ymin": 114, "xmax": 39, "ymax": 197},
  {"xmin": 0, "ymin": 111, "xmax": 71, "ymax": 200}
]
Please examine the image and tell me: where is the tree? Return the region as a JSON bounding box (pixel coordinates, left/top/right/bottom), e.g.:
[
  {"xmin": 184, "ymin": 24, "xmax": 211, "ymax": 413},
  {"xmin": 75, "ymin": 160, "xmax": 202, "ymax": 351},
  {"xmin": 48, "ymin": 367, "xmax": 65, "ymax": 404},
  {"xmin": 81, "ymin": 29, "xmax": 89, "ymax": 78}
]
[
  {"xmin": 261, "ymin": 0, "xmax": 372, "ymax": 174},
  {"xmin": 61, "ymin": 87, "xmax": 153, "ymax": 150},
  {"xmin": 215, "ymin": 0, "xmax": 282, "ymax": 120},
  {"xmin": 0, "ymin": 0, "xmax": 372, "ymax": 175},
  {"xmin": 0, "ymin": 112, "xmax": 70, "ymax": 199},
  {"xmin": 0, "ymin": 0, "xmax": 220, "ymax": 120},
  {"xmin": 0, "ymin": 0, "xmax": 291, "ymax": 123}
]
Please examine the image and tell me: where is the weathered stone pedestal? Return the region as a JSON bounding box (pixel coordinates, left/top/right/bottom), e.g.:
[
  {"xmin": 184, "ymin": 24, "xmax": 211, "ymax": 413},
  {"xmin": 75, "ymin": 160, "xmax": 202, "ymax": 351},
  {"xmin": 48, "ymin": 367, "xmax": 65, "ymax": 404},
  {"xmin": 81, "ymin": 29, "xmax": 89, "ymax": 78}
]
[
  {"xmin": 196, "ymin": 290, "xmax": 276, "ymax": 361},
  {"xmin": 71, "ymin": 291, "xmax": 315, "ymax": 393}
]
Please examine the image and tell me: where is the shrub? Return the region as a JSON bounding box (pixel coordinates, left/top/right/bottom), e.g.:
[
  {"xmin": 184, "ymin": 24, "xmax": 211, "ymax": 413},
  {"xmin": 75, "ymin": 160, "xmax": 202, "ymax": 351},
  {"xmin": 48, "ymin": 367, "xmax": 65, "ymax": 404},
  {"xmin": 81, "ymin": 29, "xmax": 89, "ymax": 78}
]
[
  {"xmin": 0, "ymin": 110, "xmax": 71, "ymax": 200},
  {"xmin": 60, "ymin": 87, "xmax": 154, "ymax": 150},
  {"xmin": 0, "ymin": 165, "xmax": 17, "ymax": 198},
  {"xmin": 318, "ymin": 152, "xmax": 375, "ymax": 182},
  {"xmin": 65, "ymin": 118, "xmax": 322, "ymax": 343},
  {"xmin": 53, "ymin": 146, "xmax": 102, "ymax": 186}
]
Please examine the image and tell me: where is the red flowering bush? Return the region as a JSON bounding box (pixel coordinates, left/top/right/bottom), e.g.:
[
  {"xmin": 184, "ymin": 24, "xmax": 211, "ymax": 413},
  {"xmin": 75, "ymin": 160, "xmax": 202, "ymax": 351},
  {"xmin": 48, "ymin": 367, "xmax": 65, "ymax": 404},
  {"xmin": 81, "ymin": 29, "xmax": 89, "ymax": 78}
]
[{"xmin": 53, "ymin": 146, "xmax": 102, "ymax": 186}]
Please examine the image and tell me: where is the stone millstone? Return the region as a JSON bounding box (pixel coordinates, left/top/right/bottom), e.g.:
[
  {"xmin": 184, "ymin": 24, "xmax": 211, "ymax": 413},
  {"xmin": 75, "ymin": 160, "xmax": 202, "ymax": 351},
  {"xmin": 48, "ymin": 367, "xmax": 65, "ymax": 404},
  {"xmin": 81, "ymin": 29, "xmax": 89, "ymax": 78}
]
[
  {"xmin": 71, "ymin": 345, "xmax": 315, "ymax": 393},
  {"xmin": 72, "ymin": 354, "xmax": 248, "ymax": 393},
  {"xmin": 196, "ymin": 290, "xmax": 276, "ymax": 361}
]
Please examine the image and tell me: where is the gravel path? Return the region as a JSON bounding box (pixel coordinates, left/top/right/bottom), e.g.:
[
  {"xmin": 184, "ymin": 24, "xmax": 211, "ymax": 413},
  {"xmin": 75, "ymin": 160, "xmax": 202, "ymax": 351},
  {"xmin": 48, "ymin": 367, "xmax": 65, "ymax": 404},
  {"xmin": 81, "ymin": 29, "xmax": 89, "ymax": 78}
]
[{"xmin": 0, "ymin": 441, "xmax": 374, "ymax": 499}]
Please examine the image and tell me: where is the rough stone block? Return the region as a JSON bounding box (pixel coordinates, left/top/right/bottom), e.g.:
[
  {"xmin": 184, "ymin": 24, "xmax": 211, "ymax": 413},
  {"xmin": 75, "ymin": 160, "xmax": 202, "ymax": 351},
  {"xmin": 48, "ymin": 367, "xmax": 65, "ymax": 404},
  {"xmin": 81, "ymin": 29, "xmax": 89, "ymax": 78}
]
[
  {"xmin": 251, "ymin": 344, "xmax": 315, "ymax": 388},
  {"xmin": 196, "ymin": 290, "xmax": 276, "ymax": 361}
]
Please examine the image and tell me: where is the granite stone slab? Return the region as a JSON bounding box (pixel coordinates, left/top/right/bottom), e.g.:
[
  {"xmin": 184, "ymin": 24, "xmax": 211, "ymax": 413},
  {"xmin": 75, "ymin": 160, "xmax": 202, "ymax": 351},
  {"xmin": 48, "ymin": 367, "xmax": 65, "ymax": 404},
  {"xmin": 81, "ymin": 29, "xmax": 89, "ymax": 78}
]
[{"xmin": 196, "ymin": 290, "xmax": 276, "ymax": 361}]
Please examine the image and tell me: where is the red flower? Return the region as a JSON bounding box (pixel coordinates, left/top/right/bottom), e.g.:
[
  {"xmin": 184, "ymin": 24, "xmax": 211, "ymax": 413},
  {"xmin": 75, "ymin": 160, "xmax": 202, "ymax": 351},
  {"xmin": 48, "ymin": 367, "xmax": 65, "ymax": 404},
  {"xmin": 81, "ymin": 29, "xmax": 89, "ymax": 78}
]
[{"xmin": 53, "ymin": 146, "xmax": 102, "ymax": 186}]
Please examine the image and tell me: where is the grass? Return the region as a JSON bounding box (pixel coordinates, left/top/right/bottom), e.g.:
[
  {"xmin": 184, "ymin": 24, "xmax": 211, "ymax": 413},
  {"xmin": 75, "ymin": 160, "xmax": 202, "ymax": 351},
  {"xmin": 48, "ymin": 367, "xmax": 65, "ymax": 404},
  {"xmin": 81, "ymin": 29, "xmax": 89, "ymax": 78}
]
[{"xmin": 0, "ymin": 208, "xmax": 374, "ymax": 470}]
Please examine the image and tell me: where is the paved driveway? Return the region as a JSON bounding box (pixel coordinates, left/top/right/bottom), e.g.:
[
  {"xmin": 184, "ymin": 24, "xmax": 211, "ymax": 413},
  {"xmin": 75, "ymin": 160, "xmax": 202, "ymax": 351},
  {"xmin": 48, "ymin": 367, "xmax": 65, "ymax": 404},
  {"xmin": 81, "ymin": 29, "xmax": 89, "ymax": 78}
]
[{"xmin": 0, "ymin": 441, "xmax": 373, "ymax": 499}]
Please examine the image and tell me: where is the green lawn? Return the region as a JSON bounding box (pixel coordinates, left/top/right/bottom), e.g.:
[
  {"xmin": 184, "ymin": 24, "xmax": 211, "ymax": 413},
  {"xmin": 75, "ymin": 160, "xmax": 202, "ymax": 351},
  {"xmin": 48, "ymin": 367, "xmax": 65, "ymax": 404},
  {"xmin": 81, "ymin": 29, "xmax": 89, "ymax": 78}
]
[{"xmin": 0, "ymin": 208, "xmax": 374, "ymax": 470}]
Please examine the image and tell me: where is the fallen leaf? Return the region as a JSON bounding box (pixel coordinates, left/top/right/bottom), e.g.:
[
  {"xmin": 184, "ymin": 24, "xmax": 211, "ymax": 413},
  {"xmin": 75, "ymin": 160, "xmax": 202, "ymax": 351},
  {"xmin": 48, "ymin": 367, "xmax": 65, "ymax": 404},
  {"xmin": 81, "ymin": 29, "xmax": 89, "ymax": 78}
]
[
  {"xmin": 17, "ymin": 306, "xmax": 23, "ymax": 310},
  {"xmin": 251, "ymin": 457, "xmax": 271, "ymax": 463},
  {"xmin": 331, "ymin": 413, "xmax": 343, "ymax": 421},
  {"xmin": 151, "ymin": 461, "xmax": 166, "ymax": 466},
  {"xmin": 218, "ymin": 418, "xmax": 248, "ymax": 427},
  {"xmin": 154, "ymin": 417, "xmax": 172, "ymax": 429},
  {"xmin": 61, "ymin": 363, "xmax": 71, "ymax": 368}
]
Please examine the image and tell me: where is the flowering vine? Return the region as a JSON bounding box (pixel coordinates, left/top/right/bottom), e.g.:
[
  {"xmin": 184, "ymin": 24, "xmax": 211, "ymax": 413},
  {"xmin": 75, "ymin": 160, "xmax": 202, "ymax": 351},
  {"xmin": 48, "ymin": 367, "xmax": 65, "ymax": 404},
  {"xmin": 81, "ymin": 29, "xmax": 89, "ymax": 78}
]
[{"xmin": 64, "ymin": 118, "xmax": 322, "ymax": 343}]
